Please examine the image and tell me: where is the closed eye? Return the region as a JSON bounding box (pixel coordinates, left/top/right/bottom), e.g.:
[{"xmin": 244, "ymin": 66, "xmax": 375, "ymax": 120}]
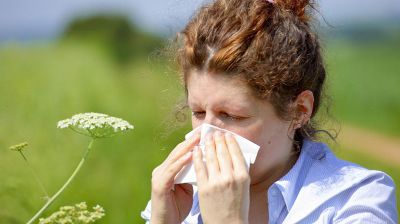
[
  {"xmin": 191, "ymin": 111, "xmax": 205, "ymax": 119},
  {"xmin": 192, "ymin": 111, "xmax": 245, "ymax": 121},
  {"xmin": 220, "ymin": 112, "xmax": 243, "ymax": 121}
]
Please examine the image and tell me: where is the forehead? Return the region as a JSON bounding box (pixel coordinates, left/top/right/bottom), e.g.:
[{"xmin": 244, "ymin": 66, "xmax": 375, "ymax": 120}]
[{"xmin": 186, "ymin": 71, "xmax": 255, "ymax": 108}]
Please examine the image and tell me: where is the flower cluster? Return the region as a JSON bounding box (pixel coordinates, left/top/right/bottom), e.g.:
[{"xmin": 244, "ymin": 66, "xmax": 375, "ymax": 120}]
[
  {"xmin": 57, "ymin": 112, "xmax": 134, "ymax": 138},
  {"xmin": 38, "ymin": 202, "xmax": 105, "ymax": 224}
]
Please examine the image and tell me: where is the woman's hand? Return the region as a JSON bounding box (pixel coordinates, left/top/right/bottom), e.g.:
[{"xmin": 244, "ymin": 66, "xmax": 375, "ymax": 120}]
[
  {"xmin": 193, "ymin": 131, "xmax": 250, "ymax": 224},
  {"xmin": 150, "ymin": 132, "xmax": 200, "ymax": 224}
]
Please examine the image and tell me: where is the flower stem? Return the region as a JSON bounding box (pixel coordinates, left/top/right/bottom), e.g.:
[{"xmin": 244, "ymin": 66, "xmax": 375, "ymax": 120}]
[
  {"xmin": 19, "ymin": 151, "xmax": 50, "ymax": 200},
  {"xmin": 27, "ymin": 138, "xmax": 95, "ymax": 224}
]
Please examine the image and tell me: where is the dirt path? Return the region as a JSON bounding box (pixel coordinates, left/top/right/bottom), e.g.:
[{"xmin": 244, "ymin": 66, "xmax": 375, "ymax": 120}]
[{"xmin": 337, "ymin": 124, "xmax": 400, "ymax": 166}]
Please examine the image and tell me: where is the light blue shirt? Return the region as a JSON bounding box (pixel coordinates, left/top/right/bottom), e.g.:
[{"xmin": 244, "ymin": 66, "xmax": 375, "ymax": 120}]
[{"xmin": 141, "ymin": 140, "xmax": 398, "ymax": 223}]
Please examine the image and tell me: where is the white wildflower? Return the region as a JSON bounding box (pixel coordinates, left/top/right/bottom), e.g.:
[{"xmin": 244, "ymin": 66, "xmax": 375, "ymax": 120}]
[
  {"xmin": 57, "ymin": 112, "xmax": 134, "ymax": 138},
  {"xmin": 38, "ymin": 202, "xmax": 105, "ymax": 224}
]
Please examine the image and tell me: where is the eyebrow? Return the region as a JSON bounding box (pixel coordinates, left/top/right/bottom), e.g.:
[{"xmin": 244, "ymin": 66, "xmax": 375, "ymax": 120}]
[{"xmin": 188, "ymin": 99, "xmax": 249, "ymax": 114}]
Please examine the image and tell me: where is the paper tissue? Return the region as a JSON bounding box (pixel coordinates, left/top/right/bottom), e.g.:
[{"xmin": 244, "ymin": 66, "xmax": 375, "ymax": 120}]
[{"xmin": 174, "ymin": 123, "xmax": 260, "ymax": 185}]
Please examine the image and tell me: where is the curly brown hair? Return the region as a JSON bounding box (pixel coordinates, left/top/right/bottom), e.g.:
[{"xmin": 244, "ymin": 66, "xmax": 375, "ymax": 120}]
[{"xmin": 169, "ymin": 0, "xmax": 334, "ymax": 148}]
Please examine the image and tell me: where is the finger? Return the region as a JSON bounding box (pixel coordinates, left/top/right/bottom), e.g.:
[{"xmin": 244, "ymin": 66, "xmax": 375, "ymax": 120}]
[
  {"xmin": 167, "ymin": 131, "xmax": 200, "ymax": 163},
  {"xmin": 224, "ymin": 132, "xmax": 248, "ymax": 172},
  {"xmin": 161, "ymin": 150, "xmax": 193, "ymax": 186},
  {"xmin": 214, "ymin": 131, "xmax": 233, "ymax": 176},
  {"xmin": 193, "ymin": 146, "xmax": 207, "ymax": 186},
  {"xmin": 205, "ymin": 132, "xmax": 220, "ymax": 178}
]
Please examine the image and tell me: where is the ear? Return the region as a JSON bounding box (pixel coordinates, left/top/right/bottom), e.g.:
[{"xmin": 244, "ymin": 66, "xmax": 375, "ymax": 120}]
[{"xmin": 294, "ymin": 90, "xmax": 314, "ymax": 127}]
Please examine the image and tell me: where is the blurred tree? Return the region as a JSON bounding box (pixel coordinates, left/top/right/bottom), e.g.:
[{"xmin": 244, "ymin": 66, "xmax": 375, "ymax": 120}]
[{"xmin": 62, "ymin": 14, "xmax": 164, "ymax": 65}]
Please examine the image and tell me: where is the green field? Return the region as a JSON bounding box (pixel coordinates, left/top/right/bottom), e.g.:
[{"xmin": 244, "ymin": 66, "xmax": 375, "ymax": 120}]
[
  {"xmin": 0, "ymin": 42, "xmax": 190, "ymax": 223},
  {"xmin": 326, "ymin": 38, "xmax": 400, "ymax": 137},
  {"xmin": 0, "ymin": 38, "xmax": 399, "ymax": 223}
]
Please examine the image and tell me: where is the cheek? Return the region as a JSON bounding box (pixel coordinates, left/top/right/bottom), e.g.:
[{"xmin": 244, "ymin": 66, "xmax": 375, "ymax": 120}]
[
  {"xmin": 239, "ymin": 130, "xmax": 261, "ymax": 144},
  {"xmin": 236, "ymin": 120, "xmax": 291, "ymax": 150},
  {"xmin": 225, "ymin": 123, "xmax": 265, "ymax": 145}
]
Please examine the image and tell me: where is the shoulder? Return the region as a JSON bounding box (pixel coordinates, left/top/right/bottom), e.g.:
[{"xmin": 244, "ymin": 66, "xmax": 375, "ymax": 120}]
[
  {"xmin": 305, "ymin": 141, "xmax": 395, "ymax": 194},
  {"xmin": 303, "ymin": 141, "xmax": 394, "ymax": 188},
  {"xmin": 287, "ymin": 140, "xmax": 398, "ymax": 223},
  {"xmin": 300, "ymin": 140, "xmax": 395, "ymax": 190}
]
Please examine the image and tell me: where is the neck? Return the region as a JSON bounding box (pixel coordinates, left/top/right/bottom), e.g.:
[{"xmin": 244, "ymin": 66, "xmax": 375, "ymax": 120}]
[{"xmin": 250, "ymin": 150, "xmax": 299, "ymax": 194}]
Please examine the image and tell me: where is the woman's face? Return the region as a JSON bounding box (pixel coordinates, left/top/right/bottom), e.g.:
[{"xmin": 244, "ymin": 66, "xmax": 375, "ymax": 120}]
[{"xmin": 187, "ymin": 70, "xmax": 296, "ymax": 186}]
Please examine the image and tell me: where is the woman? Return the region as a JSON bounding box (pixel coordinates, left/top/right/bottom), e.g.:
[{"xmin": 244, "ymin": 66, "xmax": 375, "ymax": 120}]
[{"xmin": 141, "ymin": 0, "xmax": 398, "ymax": 223}]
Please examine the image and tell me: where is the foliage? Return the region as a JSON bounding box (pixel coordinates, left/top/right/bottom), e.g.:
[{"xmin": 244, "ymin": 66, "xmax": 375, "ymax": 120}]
[{"xmin": 62, "ymin": 14, "xmax": 165, "ymax": 64}]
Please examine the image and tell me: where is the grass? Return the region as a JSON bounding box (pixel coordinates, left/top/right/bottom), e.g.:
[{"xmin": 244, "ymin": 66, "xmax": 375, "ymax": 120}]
[
  {"xmin": 0, "ymin": 37, "xmax": 399, "ymax": 222},
  {"xmin": 326, "ymin": 38, "xmax": 400, "ymax": 137}
]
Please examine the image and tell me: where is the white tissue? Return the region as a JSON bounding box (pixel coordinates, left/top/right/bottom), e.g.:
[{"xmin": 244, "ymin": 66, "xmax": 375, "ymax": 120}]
[{"xmin": 174, "ymin": 123, "xmax": 260, "ymax": 185}]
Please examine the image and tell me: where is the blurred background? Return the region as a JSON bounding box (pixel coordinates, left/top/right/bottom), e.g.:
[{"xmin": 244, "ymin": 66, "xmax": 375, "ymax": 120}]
[{"xmin": 0, "ymin": 0, "xmax": 399, "ymax": 223}]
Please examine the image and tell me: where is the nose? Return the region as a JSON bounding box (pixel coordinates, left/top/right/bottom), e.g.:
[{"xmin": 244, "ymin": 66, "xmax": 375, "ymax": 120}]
[{"xmin": 203, "ymin": 111, "xmax": 222, "ymax": 128}]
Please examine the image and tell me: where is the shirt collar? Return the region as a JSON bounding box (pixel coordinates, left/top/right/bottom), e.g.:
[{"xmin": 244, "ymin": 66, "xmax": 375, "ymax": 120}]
[{"xmin": 271, "ymin": 139, "xmax": 329, "ymax": 211}]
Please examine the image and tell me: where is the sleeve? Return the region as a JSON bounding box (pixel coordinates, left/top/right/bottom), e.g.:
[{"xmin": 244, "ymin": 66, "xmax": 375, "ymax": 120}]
[
  {"xmin": 140, "ymin": 199, "xmax": 152, "ymax": 223},
  {"xmin": 333, "ymin": 171, "xmax": 398, "ymax": 224},
  {"xmin": 140, "ymin": 197, "xmax": 201, "ymax": 224}
]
